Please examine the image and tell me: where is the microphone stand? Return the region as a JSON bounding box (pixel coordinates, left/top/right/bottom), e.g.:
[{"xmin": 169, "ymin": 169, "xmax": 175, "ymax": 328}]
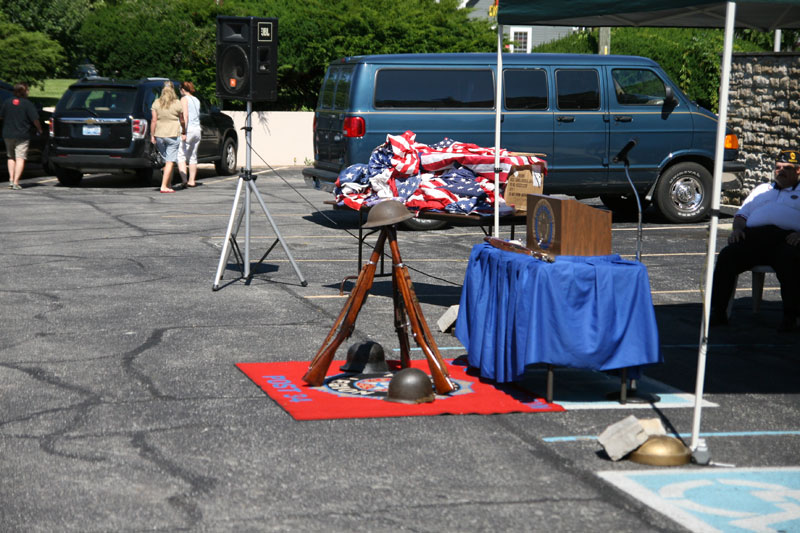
[
  {"xmin": 608, "ymin": 139, "xmax": 659, "ymax": 404},
  {"xmin": 613, "ymin": 139, "xmax": 642, "ymax": 261}
]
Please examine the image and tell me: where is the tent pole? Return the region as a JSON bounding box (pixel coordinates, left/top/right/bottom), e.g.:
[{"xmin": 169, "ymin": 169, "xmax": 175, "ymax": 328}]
[
  {"xmin": 691, "ymin": 1, "xmax": 737, "ymax": 454},
  {"xmin": 494, "ymin": 23, "xmax": 504, "ymax": 238}
]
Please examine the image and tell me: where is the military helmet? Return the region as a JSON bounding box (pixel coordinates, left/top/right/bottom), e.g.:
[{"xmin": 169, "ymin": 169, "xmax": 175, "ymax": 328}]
[
  {"xmin": 384, "ymin": 367, "xmax": 435, "ymax": 404},
  {"xmin": 362, "ymin": 200, "xmax": 414, "ymax": 228},
  {"xmin": 340, "ymin": 340, "xmax": 389, "ymax": 374}
]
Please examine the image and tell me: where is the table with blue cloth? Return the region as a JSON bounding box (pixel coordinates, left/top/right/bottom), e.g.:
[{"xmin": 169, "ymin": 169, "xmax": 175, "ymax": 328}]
[{"xmin": 455, "ymin": 243, "xmax": 662, "ymax": 402}]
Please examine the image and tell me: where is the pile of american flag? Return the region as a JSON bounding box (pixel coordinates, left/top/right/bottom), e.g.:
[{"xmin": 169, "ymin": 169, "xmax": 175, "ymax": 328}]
[{"xmin": 333, "ymin": 130, "xmax": 546, "ymax": 216}]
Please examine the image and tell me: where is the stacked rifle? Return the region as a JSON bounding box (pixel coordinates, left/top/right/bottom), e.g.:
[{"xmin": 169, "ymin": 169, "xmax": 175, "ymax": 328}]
[{"xmin": 302, "ymin": 226, "xmax": 455, "ymax": 394}]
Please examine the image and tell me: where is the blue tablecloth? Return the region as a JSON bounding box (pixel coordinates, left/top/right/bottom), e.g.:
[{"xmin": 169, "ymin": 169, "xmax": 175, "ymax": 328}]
[{"xmin": 455, "ymin": 243, "xmax": 662, "ymax": 383}]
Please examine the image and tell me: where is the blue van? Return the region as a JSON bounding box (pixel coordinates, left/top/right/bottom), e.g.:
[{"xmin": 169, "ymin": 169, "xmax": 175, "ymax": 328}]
[{"xmin": 303, "ymin": 53, "xmax": 744, "ymax": 226}]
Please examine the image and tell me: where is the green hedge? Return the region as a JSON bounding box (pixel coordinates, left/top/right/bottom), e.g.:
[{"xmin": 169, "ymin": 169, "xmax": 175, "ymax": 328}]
[{"xmin": 533, "ymin": 28, "xmax": 764, "ymax": 112}]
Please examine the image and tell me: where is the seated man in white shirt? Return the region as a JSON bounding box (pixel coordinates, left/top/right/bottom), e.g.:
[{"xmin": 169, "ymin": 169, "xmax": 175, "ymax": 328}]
[{"xmin": 710, "ymin": 149, "xmax": 800, "ymax": 332}]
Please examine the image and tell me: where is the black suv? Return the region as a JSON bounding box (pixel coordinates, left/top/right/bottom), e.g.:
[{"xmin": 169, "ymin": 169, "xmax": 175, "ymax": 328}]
[{"xmin": 49, "ymin": 77, "xmax": 238, "ymax": 186}]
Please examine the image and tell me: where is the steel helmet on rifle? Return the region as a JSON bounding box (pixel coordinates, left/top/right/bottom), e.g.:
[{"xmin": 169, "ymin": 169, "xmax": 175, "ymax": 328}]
[{"xmin": 361, "ymin": 200, "xmax": 414, "ymax": 228}]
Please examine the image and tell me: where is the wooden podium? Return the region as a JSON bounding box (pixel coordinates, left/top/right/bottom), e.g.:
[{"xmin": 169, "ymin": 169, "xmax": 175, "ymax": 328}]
[{"xmin": 526, "ymin": 194, "xmax": 612, "ymax": 256}]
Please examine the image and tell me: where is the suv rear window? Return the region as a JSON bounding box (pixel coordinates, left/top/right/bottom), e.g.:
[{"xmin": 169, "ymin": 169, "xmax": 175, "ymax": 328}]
[
  {"xmin": 374, "ymin": 69, "xmax": 494, "ymax": 109},
  {"xmin": 57, "ymin": 88, "xmax": 138, "ymax": 114}
]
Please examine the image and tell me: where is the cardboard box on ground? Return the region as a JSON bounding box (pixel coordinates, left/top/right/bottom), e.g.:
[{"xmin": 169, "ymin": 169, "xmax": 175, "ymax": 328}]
[{"xmin": 503, "ymin": 153, "xmax": 546, "ymax": 212}]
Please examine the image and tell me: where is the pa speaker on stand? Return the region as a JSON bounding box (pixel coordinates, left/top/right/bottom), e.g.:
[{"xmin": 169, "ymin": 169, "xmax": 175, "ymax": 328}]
[
  {"xmin": 213, "ymin": 16, "xmax": 306, "ymax": 290},
  {"xmin": 216, "ymin": 16, "xmax": 278, "ymax": 102}
]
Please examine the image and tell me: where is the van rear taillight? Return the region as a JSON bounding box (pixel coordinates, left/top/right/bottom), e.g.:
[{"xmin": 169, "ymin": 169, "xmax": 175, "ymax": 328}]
[
  {"xmin": 343, "ymin": 116, "xmax": 365, "ymax": 138},
  {"xmin": 132, "ymin": 119, "xmax": 148, "ymax": 140},
  {"xmin": 49, "ymin": 119, "xmax": 54, "ymax": 137},
  {"xmin": 724, "ymin": 134, "xmax": 739, "ymax": 150}
]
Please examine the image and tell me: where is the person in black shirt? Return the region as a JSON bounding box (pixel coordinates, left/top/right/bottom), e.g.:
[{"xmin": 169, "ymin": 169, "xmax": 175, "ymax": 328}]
[{"xmin": 1, "ymin": 83, "xmax": 42, "ymax": 190}]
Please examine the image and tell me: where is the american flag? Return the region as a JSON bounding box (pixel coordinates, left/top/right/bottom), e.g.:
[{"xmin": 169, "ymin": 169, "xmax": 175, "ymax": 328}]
[
  {"xmin": 340, "ymin": 191, "xmax": 370, "ymax": 211},
  {"xmin": 437, "ymin": 167, "xmax": 484, "ymax": 197},
  {"xmin": 333, "ymin": 131, "xmax": 546, "ymax": 216},
  {"xmin": 368, "ymin": 144, "xmax": 393, "ymax": 178},
  {"xmin": 387, "ymin": 130, "xmax": 421, "ymax": 178},
  {"xmin": 405, "ymin": 176, "xmax": 459, "ymax": 211},
  {"xmin": 335, "ymin": 163, "xmax": 369, "ymax": 188},
  {"xmin": 446, "ymin": 197, "xmax": 479, "ymax": 214},
  {"xmin": 395, "ymin": 174, "xmax": 422, "ymax": 202},
  {"xmin": 418, "ymin": 139, "xmax": 534, "ymax": 183}
]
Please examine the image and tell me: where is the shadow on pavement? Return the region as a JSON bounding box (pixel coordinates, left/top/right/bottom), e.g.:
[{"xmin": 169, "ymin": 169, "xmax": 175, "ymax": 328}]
[{"xmin": 648, "ymin": 301, "xmax": 799, "ymax": 395}]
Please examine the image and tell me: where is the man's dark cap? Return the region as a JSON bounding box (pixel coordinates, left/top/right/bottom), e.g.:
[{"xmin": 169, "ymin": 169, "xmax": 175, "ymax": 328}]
[{"xmin": 777, "ymin": 150, "xmax": 799, "ymax": 164}]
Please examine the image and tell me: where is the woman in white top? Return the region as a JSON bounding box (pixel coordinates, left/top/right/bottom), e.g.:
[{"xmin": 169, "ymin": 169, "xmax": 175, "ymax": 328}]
[{"xmin": 178, "ymin": 81, "xmax": 202, "ymax": 188}]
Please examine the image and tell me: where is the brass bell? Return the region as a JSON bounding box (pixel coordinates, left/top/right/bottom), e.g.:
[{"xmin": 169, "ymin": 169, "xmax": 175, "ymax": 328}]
[{"xmin": 629, "ymin": 436, "xmax": 691, "ymax": 466}]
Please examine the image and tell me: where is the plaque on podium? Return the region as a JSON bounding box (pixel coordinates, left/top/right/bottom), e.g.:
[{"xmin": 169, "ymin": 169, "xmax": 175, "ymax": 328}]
[{"xmin": 526, "ymin": 194, "xmax": 612, "ymax": 256}]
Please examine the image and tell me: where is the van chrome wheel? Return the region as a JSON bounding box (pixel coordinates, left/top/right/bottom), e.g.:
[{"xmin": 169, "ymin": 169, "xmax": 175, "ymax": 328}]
[{"xmin": 654, "ymin": 162, "xmax": 712, "ymax": 223}]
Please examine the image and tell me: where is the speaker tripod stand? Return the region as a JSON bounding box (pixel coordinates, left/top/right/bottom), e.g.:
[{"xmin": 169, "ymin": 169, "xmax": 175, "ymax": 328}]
[
  {"xmin": 302, "ymin": 225, "xmax": 455, "ymax": 395},
  {"xmin": 212, "ymin": 101, "xmax": 307, "ymax": 290}
]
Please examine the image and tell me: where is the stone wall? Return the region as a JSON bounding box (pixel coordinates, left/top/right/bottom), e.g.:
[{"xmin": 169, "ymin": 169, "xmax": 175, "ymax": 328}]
[{"xmin": 728, "ymin": 52, "xmax": 800, "ymax": 198}]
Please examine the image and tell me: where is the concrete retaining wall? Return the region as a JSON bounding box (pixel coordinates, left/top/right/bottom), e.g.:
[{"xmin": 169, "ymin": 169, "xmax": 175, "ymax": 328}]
[{"xmin": 223, "ymin": 111, "xmax": 314, "ymax": 168}]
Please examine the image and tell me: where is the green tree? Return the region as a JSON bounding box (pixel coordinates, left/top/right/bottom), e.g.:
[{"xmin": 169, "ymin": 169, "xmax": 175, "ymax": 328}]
[
  {"xmin": 262, "ymin": 0, "xmax": 496, "ymax": 109},
  {"xmin": 0, "ymin": 0, "xmax": 105, "ymax": 71},
  {"xmin": 0, "ymin": 18, "xmax": 65, "ymax": 85},
  {"xmin": 79, "ymin": 0, "xmax": 220, "ymax": 100},
  {"xmin": 736, "ymin": 28, "xmax": 800, "ymax": 51},
  {"xmin": 77, "ymin": 0, "xmax": 495, "ymax": 110}
]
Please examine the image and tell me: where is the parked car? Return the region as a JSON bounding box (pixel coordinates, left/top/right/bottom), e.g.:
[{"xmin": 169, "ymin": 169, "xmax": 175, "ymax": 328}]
[
  {"xmin": 49, "ymin": 77, "xmax": 238, "ymax": 186},
  {"xmin": 303, "ymin": 53, "xmax": 745, "ymax": 225},
  {"xmin": 73, "ymin": 63, "xmax": 99, "ymax": 79},
  {"xmin": 0, "ymin": 80, "xmax": 52, "ymax": 175}
]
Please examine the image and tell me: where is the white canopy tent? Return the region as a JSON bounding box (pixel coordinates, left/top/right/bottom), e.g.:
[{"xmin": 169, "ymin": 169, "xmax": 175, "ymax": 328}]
[{"xmin": 491, "ymin": 0, "xmax": 800, "ymax": 452}]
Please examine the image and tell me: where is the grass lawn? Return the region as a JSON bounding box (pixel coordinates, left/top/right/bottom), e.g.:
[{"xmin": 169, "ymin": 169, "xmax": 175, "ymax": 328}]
[{"xmin": 29, "ymin": 79, "xmax": 76, "ymax": 107}]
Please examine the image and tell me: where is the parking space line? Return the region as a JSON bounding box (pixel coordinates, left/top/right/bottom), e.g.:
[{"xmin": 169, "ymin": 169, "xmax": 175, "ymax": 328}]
[
  {"xmin": 544, "ymin": 430, "xmax": 800, "ymax": 443},
  {"xmin": 304, "ymin": 291, "xmax": 460, "ymax": 299},
  {"xmin": 614, "ymin": 225, "xmax": 708, "ymax": 231},
  {"xmin": 215, "ymin": 258, "xmax": 466, "ymax": 263},
  {"xmin": 165, "ymin": 213, "xmax": 312, "ymax": 218},
  {"xmin": 652, "ymin": 287, "xmax": 779, "ymax": 294}
]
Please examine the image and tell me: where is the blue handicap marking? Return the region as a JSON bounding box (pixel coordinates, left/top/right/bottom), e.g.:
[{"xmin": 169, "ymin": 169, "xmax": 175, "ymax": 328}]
[{"xmin": 599, "ymin": 467, "xmax": 800, "ymax": 532}]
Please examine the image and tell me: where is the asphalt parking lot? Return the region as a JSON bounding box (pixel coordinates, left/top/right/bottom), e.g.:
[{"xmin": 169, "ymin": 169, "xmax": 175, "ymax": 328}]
[{"xmin": 1, "ymin": 167, "xmax": 798, "ymax": 532}]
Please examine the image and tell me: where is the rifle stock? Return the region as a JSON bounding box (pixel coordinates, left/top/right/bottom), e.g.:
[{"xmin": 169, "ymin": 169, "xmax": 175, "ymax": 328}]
[
  {"xmin": 392, "ymin": 272, "xmax": 412, "ymax": 369},
  {"xmin": 397, "ymin": 266, "xmax": 450, "ymax": 374},
  {"xmin": 388, "ymin": 229, "xmax": 455, "ymax": 394},
  {"xmin": 397, "ymin": 266, "xmax": 453, "ymax": 377},
  {"xmin": 484, "ymin": 236, "xmax": 554, "ymax": 262},
  {"xmin": 302, "ymin": 229, "xmax": 388, "ymax": 386}
]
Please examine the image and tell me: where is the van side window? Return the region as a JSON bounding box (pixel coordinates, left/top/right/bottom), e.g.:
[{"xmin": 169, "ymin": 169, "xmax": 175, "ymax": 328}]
[
  {"xmin": 556, "ymin": 69, "xmax": 600, "ymax": 110},
  {"xmin": 504, "ymin": 69, "xmax": 548, "ymax": 110},
  {"xmin": 374, "ymin": 69, "xmax": 494, "ymax": 109},
  {"xmin": 612, "ymin": 69, "xmax": 668, "ymax": 105}
]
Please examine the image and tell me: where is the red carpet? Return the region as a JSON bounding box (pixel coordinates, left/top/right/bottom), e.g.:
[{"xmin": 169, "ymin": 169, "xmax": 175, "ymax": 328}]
[{"xmin": 236, "ymin": 358, "xmax": 564, "ymax": 421}]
